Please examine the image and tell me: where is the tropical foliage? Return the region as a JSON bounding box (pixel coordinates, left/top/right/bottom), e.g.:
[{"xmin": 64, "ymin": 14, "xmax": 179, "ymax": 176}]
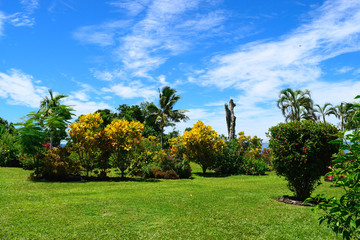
[
  {"xmin": 277, "ymin": 88, "xmax": 313, "ymax": 122},
  {"xmin": 182, "ymin": 121, "xmax": 225, "ymax": 174},
  {"xmin": 308, "ymin": 128, "xmax": 360, "ymax": 240},
  {"xmin": 267, "ymin": 120, "xmax": 339, "ymax": 200},
  {"xmin": 147, "ymin": 86, "xmax": 189, "ymax": 148}
]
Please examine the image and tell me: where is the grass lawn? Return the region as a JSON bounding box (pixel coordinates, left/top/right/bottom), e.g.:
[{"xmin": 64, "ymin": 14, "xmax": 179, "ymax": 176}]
[{"xmin": 0, "ymin": 164, "xmax": 343, "ymax": 239}]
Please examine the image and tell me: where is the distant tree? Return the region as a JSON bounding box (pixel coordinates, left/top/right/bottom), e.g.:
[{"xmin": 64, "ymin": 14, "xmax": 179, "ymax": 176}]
[
  {"xmin": 147, "ymin": 86, "xmax": 189, "ymax": 148},
  {"xmin": 117, "ymin": 104, "xmax": 144, "ymax": 123},
  {"xmin": 0, "ymin": 117, "xmax": 15, "ymax": 134},
  {"xmin": 277, "ymin": 88, "xmax": 313, "ymax": 122},
  {"xmin": 314, "ymin": 103, "xmax": 337, "ymax": 123},
  {"xmin": 95, "ymin": 109, "xmax": 118, "ymax": 128},
  {"xmin": 335, "ymin": 102, "xmax": 355, "ymax": 131}
]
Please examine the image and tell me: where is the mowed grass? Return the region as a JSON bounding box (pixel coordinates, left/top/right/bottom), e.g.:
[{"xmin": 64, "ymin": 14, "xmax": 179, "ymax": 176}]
[{"xmin": 0, "ymin": 164, "xmax": 343, "ymax": 240}]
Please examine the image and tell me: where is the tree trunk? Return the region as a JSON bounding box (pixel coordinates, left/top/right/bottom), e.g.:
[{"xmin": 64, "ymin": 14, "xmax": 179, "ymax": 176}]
[
  {"xmin": 160, "ymin": 127, "xmax": 164, "ymax": 149},
  {"xmin": 202, "ymin": 166, "xmax": 207, "ymax": 175},
  {"xmin": 225, "ymin": 99, "xmax": 236, "ymax": 140},
  {"xmin": 50, "ymin": 134, "xmax": 53, "ymax": 150}
]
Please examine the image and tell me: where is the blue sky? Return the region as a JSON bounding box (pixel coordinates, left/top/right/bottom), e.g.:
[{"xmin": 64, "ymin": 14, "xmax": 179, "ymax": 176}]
[{"xmin": 1, "ymin": 0, "xmax": 360, "ymax": 139}]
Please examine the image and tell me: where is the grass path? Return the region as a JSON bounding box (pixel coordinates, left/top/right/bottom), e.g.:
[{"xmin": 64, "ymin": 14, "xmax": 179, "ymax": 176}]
[{"xmin": 0, "ymin": 165, "xmax": 343, "ymax": 239}]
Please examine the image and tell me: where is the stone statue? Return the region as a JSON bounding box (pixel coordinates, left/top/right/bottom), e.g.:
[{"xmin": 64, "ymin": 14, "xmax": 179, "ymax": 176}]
[{"xmin": 225, "ymin": 99, "xmax": 236, "ymax": 140}]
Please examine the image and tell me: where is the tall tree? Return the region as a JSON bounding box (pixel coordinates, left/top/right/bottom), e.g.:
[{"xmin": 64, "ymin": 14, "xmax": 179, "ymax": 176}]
[
  {"xmin": 313, "ymin": 103, "xmax": 337, "ymax": 123},
  {"xmin": 38, "ymin": 89, "xmax": 72, "ymax": 149},
  {"xmin": 147, "ymin": 86, "xmax": 189, "ymax": 148},
  {"xmin": 277, "ymin": 88, "xmax": 313, "ymax": 122}
]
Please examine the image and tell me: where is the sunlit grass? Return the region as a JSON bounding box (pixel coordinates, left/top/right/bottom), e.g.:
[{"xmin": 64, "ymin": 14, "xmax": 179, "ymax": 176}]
[{"xmin": 0, "ymin": 165, "xmax": 343, "ymax": 239}]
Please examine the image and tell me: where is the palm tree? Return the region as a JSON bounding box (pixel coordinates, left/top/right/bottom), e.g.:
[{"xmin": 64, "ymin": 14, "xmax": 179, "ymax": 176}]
[
  {"xmin": 39, "ymin": 89, "xmax": 71, "ymax": 149},
  {"xmin": 147, "ymin": 86, "xmax": 189, "ymax": 148},
  {"xmin": 40, "ymin": 89, "xmax": 68, "ymax": 115},
  {"xmin": 313, "ymin": 103, "xmax": 337, "ymax": 123},
  {"xmin": 335, "ymin": 102, "xmax": 352, "ymax": 131},
  {"xmin": 277, "ymin": 88, "xmax": 313, "ymax": 122}
]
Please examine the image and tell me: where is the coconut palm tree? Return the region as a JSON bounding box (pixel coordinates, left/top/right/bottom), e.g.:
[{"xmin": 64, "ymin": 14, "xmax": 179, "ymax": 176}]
[
  {"xmin": 147, "ymin": 86, "xmax": 189, "ymax": 148},
  {"xmin": 277, "ymin": 88, "xmax": 313, "ymax": 122},
  {"xmin": 313, "ymin": 103, "xmax": 337, "ymax": 123}
]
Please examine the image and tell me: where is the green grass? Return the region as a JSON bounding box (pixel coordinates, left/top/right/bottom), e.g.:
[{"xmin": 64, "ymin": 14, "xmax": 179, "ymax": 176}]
[{"xmin": 0, "ymin": 164, "xmax": 343, "ymax": 239}]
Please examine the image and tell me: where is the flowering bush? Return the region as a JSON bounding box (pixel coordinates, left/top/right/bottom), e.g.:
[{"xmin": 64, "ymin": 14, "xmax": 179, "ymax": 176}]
[
  {"xmin": 182, "ymin": 121, "xmax": 225, "ymax": 174},
  {"xmin": 104, "ymin": 119, "xmax": 144, "ymax": 178},
  {"xmin": 267, "ymin": 120, "xmax": 340, "ymax": 200},
  {"xmin": 240, "ymin": 159, "xmax": 268, "ymax": 175},
  {"xmin": 32, "ymin": 146, "xmax": 81, "ymax": 180},
  {"xmin": 68, "ymin": 112, "xmax": 103, "ymax": 176}
]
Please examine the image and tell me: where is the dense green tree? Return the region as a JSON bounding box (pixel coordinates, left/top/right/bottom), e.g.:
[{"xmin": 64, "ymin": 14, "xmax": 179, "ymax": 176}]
[
  {"xmin": 16, "ymin": 113, "xmax": 46, "ymax": 170},
  {"xmin": 277, "ymin": 88, "xmax": 313, "ymax": 122},
  {"xmin": 117, "ymin": 104, "xmax": 144, "ymax": 122},
  {"xmin": 95, "ymin": 109, "xmax": 118, "ymax": 128},
  {"xmin": 314, "ymin": 103, "xmax": 337, "ymax": 123},
  {"xmin": 147, "ymin": 86, "xmax": 189, "ymax": 148}
]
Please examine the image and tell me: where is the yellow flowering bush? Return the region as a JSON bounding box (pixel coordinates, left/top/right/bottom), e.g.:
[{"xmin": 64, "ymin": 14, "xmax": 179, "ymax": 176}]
[
  {"xmin": 68, "ymin": 112, "xmax": 103, "ymax": 176},
  {"xmin": 104, "ymin": 119, "xmax": 144, "ymax": 177},
  {"xmin": 183, "ymin": 121, "xmax": 225, "ymax": 174}
]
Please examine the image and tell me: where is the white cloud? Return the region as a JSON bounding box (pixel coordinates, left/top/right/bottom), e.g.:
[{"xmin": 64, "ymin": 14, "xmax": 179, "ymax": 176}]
[
  {"xmin": 75, "ymin": 0, "xmax": 226, "ymax": 78},
  {"xmin": 108, "ymin": 0, "xmax": 151, "ymax": 16},
  {"xmin": 92, "ymin": 69, "xmax": 125, "ymax": 81},
  {"xmin": 337, "ymin": 66, "xmax": 354, "ymax": 74},
  {"xmin": 102, "ymin": 81, "xmax": 157, "ymax": 100},
  {"xmin": 7, "ymin": 0, "xmax": 39, "ymax": 27},
  {"xmin": 73, "ymin": 20, "xmax": 130, "ymax": 47},
  {"xmin": 64, "ymin": 98, "xmax": 113, "ymax": 117},
  {"xmin": 194, "ymin": 0, "xmax": 360, "ymax": 116},
  {"xmin": 0, "ymin": 69, "xmax": 47, "ymax": 108},
  {"xmin": 157, "ymin": 74, "xmax": 168, "ymax": 85}
]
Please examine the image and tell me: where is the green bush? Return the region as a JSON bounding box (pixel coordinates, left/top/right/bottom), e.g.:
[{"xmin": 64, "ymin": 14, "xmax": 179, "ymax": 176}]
[
  {"xmin": 0, "ymin": 131, "xmax": 21, "ymax": 167},
  {"xmin": 308, "ymin": 129, "xmax": 360, "ymax": 240},
  {"xmin": 172, "ymin": 158, "xmax": 192, "ymax": 179},
  {"xmin": 267, "ymin": 120, "xmax": 339, "ymax": 200},
  {"xmin": 163, "ymin": 169, "xmax": 179, "ymax": 179},
  {"xmin": 213, "ymin": 139, "xmax": 243, "ymax": 175},
  {"xmin": 240, "ymin": 159, "xmax": 268, "ymax": 175}
]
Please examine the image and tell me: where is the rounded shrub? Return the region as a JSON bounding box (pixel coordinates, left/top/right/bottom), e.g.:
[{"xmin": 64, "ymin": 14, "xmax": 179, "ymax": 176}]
[{"xmin": 267, "ymin": 120, "xmax": 340, "ymax": 200}]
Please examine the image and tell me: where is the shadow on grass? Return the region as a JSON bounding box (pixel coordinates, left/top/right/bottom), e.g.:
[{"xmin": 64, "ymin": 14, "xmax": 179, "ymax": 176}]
[
  {"xmin": 31, "ymin": 175, "xmax": 161, "ymax": 183},
  {"xmin": 193, "ymin": 172, "xmax": 269, "ymax": 178}
]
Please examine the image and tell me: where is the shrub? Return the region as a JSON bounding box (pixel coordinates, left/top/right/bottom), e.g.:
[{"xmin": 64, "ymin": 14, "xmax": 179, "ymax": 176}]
[
  {"xmin": 168, "ymin": 137, "xmax": 192, "ymax": 178},
  {"xmin": 154, "ymin": 170, "xmax": 165, "ymax": 179},
  {"xmin": 171, "ymin": 158, "xmax": 192, "ymax": 178},
  {"xmin": 164, "ymin": 169, "xmax": 179, "ymax": 179},
  {"xmin": 213, "ymin": 139, "xmax": 243, "ymax": 175},
  {"xmin": 308, "ymin": 129, "xmax": 360, "ymax": 240},
  {"xmin": 267, "ymin": 120, "xmax": 340, "ymax": 200},
  {"xmin": 0, "ymin": 129, "xmax": 22, "ymax": 167},
  {"xmin": 33, "ymin": 146, "xmax": 81, "ymax": 180},
  {"xmin": 240, "ymin": 159, "xmax": 268, "ymax": 175},
  {"xmin": 182, "ymin": 121, "xmax": 225, "ymax": 174}
]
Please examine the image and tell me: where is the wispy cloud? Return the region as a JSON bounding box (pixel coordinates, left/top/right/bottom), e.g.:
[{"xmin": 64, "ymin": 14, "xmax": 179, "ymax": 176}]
[
  {"xmin": 73, "ymin": 20, "xmax": 131, "ymax": 47},
  {"xmin": 0, "ymin": 12, "xmax": 5, "ymax": 36},
  {"xmin": 8, "ymin": 0, "xmax": 39, "ymax": 27},
  {"xmin": 0, "ymin": 69, "xmax": 47, "ymax": 108},
  {"xmin": 102, "ymin": 81, "xmax": 157, "ymax": 100},
  {"xmin": 108, "ymin": 0, "xmax": 151, "ymax": 16},
  {"xmin": 195, "ymin": 0, "xmax": 360, "ymax": 110},
  {"xmin": 337, "ymin": 66, "xmax": 354, "ymax": 74},
  {"xmin": 74, "ymin": 0, "xmax": 227, "ymax": 78}
]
